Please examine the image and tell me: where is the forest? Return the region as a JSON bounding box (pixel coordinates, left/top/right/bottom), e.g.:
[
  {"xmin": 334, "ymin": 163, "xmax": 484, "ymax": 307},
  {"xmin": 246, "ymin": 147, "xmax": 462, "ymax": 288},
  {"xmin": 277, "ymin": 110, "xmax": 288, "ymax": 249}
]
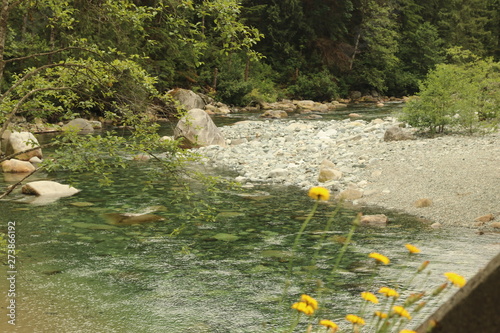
[{"xmin": 0, "ymin": 0, "xmax": 499, "ymax": 121}]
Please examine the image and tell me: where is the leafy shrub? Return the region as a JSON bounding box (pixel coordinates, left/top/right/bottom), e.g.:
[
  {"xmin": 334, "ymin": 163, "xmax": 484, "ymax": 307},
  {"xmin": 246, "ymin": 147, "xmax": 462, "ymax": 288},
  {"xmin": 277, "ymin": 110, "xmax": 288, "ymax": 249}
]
[
  {"xmin": 402, "ymin": 51, "xmax": 500, "ymax": 134},
  {"xmin": 215, "ymin": 57, "xmax": 280, "ymax": 106},
  {"xmin": 287, "ymin": 69, "xmax": 340, "ymax": 101}
]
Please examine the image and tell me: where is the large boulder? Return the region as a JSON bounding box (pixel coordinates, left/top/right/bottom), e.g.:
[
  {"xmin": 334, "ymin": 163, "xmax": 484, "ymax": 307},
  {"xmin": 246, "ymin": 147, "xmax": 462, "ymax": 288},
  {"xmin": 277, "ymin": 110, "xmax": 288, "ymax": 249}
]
[
  {"xmin": 1, "ymin": 159, "xmax": 36, "ymax": 173},
  {"xmin": 4, "ymin": 131, "xmax": 43, "ymax": 161},
  {"xmin": 62, "ymin": 118, "xmax": 94, "ymax": 134},
  {"xmin": 169, "ymin": 88, "xmax": 206, "ymax": 111},
  {"xmin": 22, "ymin": 181, "xmax": 80, "ymax": 197},
  {"xmin": 174, "ymin": 108, "xmax": 226, "ymax": 147},
  {"xmin": 383, "ymin": 126, "xmax": 414, "ymax": 141},
  {"xmin": 0, "ymin": 129, "xmax": 10, "ymax": 155}
]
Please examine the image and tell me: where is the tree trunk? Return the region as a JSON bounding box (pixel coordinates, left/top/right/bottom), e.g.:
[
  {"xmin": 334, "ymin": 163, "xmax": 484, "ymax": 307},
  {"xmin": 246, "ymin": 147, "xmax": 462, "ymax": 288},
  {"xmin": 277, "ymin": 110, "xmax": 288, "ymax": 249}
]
[
  {"xmin": 244, "ymin": 57, "xmax": 250, "ymax": 81},
  {"xmin": 0, "ymin": 0, "xmax": 10, "ymax": 88},
  {"xmin": 212, "ymin": 67, "xmax": 218, "ymax": 91},
  {"xmin": 350, "ymin": 31, "xmax": 361, "ymax": 70}
]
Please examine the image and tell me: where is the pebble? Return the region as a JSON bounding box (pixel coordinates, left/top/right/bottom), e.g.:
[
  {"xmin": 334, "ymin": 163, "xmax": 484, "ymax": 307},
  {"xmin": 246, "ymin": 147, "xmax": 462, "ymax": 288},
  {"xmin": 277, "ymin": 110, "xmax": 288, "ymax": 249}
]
[
  {"xmin": 194, "ymin": 117, "xmax": 500, "ymax": 227},
  {"xmin": 196, "ymin": 117, "xmax": 400, "ymax": 192}
]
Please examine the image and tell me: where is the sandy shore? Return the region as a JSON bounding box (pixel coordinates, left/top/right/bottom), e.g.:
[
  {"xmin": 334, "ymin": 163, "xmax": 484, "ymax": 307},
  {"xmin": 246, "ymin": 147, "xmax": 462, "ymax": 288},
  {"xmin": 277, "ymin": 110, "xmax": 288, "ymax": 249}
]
[{"xmin": 357, "ymin": 133, "xmax": 500, "ymax": 227}]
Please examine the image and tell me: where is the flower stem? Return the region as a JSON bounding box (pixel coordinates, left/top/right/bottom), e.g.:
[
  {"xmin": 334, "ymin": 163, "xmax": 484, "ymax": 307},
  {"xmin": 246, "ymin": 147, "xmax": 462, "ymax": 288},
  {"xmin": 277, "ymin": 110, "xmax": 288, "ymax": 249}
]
[
  {"xmin": 330, "ymin": 213, "xmax": 361, "ymax": 276},
  {"xmin": 281, "ymin": 200, "xmax": 320, "ymax": 303}
]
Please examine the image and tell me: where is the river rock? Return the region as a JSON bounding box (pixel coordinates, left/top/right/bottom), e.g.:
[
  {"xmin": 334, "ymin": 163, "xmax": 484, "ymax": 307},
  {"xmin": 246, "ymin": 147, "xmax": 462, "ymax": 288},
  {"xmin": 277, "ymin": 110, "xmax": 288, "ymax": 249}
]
[
  {"xmin": 318, "ymin": 160, "xmax": 342, "ymax": 182},
  {"xmin": 260, "ymin": 110, "xmax": 288, "ymax": 119},
  {"xmin": 0, "ymin": 129, "xmax": 10, "ymax": 154},
  {"xmin": 349, "ymin": 91, "xmax": 362, "ymax": 100},
  {"xmin": 169, "ymin": 88, "xmax": 205, "ymax": 111},
  {"xmin": 430, "ymin": 222, "xmax": 442, "ymax": 229},
  {"xmin": 338, "ymin": 188, "xmax": 363, "ymax": 200},
  {"xmin": 1, "ymin": 159, "xmax": 36, "ymax": 173},
  {"xmin": 414, "ymin": 198, "xmax": 433, "ymax": 208},
  {"xmin": 205, "ymin": 104, "xmax": 230, "ymax": 114},
  {"xmin": 88, "ymin": 120, "xmax": 103, "ymax": 129},
  {"xmin": 62, "ymin": 118, "xmax": 94, "ymax": 134},
  {"xmin": 384, "ymin": 126, "xmax": 414, "ymax": 141},
  {"xmin": 22, "ymin": 180, "xmax": 80, "ymax": 197},
  {"xmin": 4, "ymin": 131, "xmax": 43, "ymax": 160},
  {"xmin": 268, "ymin": 168, "xmax": 287, "ymax": 178},
  {"xmin": 360, "ymin": 214, "xmax": 388, "ymax": 226},
  {"xmin": 174, "ymin": 108, "xmax": 226, "ymax": 147},
  {"xmin": 474, "ymin": 214, "xmax": 494, "ymax": 222},
  {"xmin": 213, "ymin": 233, "xmax": 240, "ymax": 242},
  {"xmin": 103, "ymin": 213, "xmax": 165, "ymax": 225}
]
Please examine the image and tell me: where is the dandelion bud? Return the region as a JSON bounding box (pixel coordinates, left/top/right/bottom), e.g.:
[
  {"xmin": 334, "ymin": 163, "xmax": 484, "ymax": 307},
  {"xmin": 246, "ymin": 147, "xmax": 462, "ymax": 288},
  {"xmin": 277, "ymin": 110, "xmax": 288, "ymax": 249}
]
[
  {"xmin": 404, "ymin": 292, "xmax": 425, "ymax": 307},
  {"xmin": 432, "ymin": 283, "xmax": 448, "ymax": 296},
  {"xmin": 414, "ymin": 301, "xmax": 427, "ymax": 312},
  {"xmin": 417, "ymin": 260, "xmax": 430, "ymax": 272}
]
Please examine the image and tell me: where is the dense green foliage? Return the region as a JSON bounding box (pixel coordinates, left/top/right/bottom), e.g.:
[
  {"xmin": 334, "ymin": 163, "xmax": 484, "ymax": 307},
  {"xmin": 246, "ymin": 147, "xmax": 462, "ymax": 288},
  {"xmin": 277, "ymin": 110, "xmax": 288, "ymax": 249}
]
[
  {"xmin": 0, "ymin": 0, "xmax": 498, "ymax": 115},
  {"xmin": 402, "ymin": 48, "xmax": 500, "ymax": 134}
]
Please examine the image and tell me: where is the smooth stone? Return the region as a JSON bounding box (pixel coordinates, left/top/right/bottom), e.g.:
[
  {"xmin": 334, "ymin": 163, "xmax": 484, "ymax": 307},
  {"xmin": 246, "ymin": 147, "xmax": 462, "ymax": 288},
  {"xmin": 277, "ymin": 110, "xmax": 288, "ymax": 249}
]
[
  {"xmin": 22, "ymin": 181, "xmax": 80, "ymax": 197},
  {"xmin": 474, "ymin": 214, "xmax": 494, "ymax": 222},
  {"xmin": 213, "ymin": 233, "xmax": 240, "ymax": 242},
  {"xmin": 103, "ymin": 213, "xmax": 165, "ymax": 225},
  {"xmin": 1, "ymin": 159, "xmax": 36, "ymax": 173},
  {"xmin": 360, "ymin": 214, "xmax": 388, "ymax": 226},
  {"xmin": 414, "ymin": 198, "xmax": 433, "ymax": 208}
]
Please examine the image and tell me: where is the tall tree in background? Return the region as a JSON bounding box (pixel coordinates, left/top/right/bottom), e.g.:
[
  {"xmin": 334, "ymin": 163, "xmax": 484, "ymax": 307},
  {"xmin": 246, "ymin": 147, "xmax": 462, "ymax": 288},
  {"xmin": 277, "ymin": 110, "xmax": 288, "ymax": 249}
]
[
  {"xmin": 438, "ymin": 0, "xmax": 496, "ymax": 57},
  {"xmin": 347, "ymin": 0, "xmax": 400, "ymax": 93},
  {"xmin": 392, "ymin": 0, "xmax": 444, "ymax": 95}
]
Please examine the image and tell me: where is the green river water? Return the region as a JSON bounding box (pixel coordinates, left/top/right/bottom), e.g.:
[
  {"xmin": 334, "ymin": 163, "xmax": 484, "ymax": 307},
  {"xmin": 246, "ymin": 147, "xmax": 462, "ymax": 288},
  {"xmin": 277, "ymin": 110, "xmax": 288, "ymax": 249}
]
[{"xmin": 1, "ymin": 104, "xmax": 499, "ymax": 332}]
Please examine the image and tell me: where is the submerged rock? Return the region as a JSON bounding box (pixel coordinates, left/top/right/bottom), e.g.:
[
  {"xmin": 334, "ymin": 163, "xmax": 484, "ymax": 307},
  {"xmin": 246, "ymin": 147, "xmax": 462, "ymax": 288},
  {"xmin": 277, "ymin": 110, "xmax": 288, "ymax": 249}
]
[
  {"xmin": 103, "ymin": 213, "xmax": 165, "ymax": 225},
  {"xmin": 360, "ymin": 214, "xmax": 388, "ymax": 226},
  {"xmin": 212, "ymin": 233, "xmax": 240, "ymax": 242},
  {"xmin": 22, "ymin": 181, "xmax": 80, "ymax": 197},
  {"xmin": 62, "ymin": 118, "xmax": 94, "ymax": 134}
]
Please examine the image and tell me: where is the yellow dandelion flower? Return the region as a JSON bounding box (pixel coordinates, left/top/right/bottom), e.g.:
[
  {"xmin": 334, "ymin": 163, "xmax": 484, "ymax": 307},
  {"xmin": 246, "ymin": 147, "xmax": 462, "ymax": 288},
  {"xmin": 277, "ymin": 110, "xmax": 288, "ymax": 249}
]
[
  {"xmin": 369, "ymin": 252, "xmax": 390, "ymax": 265},
  {"xmin": 378, "ymin": 287, "xmax": 400, "ymax": 298},
  {"xmin": 345, "ymin": 314, "xmax": 366, "ymax": 325},
  {"xmin": 300, "ymin": 294, "xmax": 319, "ymax": 310},
  {"xmin": 319, "ymin": 319, "xmax": 338, "ymax": 331},
  {"xmin": 361, "ymin": 291, "xmax": 379, "ymax": 304},
  {"xmin": 400, "ymin": 330, "xmax": 417, "ymax": 333},
  {"xmin": 308, "ymin": 187, "xmax": 330, "ymax": 201},
  {"xmin": 374, "ymin": 311, "xmax": 388, "ymax": 319},
  {"xmin": 405, "ymin": 243, "xmax": 421, "ymax": 254},
  {"xmin": 444, "ymin": 272, "xmax": 466, "ymax": 288},
  {"xmin": 392, "ymin": 305, "xmax": 412, "ymax": 320},
  {"xmin": 292, "ymin": 301, "xmax": 315, "ymax": 316}
]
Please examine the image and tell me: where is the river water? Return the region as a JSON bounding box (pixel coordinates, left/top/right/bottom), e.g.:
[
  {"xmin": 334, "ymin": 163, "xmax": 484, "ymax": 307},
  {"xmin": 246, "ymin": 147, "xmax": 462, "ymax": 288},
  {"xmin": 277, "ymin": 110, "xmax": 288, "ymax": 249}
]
[{"xmin": 1, "ymin": 104, "xmax": 498, "ymax": 332}]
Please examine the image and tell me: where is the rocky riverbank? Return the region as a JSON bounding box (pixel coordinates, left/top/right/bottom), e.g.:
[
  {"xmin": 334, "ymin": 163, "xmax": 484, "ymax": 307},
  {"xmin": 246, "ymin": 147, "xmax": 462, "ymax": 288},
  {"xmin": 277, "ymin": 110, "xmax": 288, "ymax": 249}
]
[{"xmin": 196, "ymin": 117, "xmax": 500, "ymax": 228}]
